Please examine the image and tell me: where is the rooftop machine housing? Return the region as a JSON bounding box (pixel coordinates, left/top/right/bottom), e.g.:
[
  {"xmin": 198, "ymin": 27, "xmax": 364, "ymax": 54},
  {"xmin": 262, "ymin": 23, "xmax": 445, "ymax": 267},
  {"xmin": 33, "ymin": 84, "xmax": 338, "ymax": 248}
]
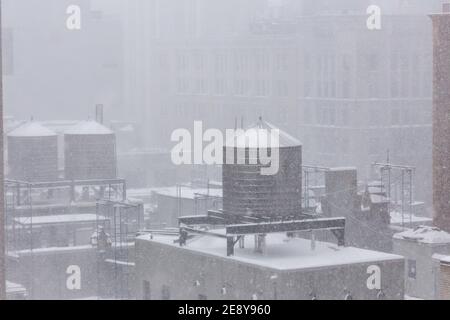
[
  {"xmin": 7, "ymin": 122, "xmax": 59, "ymax": 182},
  {"xmin": 222, "ymin": 118, "xmax": 302, "ymax": 218},
  {"xmin": 64, "ymin": 120, "xmax": 117, "ymax": 181}
]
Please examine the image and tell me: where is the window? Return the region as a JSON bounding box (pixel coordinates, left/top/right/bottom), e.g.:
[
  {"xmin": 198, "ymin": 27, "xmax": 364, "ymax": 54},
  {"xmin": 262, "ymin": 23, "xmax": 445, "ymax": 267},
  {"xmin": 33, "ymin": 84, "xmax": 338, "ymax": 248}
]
[
  {"xmin": 193, "ymin": 52, "xmax": 205, "ymax": 71},
  {"xmin": 215, "ymin": 54, "xmax": 227, "ymax": 73},
  {"xmin": 194, "ymin": 79, "xmax": 207, "ymax": 95},
  {"xmin": 176, "ymin": 52, "xmax": 189, "ymax": 71},
  {"xmin": 275, "ymin": 52, "xmax": 288, "ymax": 72},
  {"xmin": 256, "ymin": 80, "xmax": 269, "ymax": 97},
  {"xmin": 275, "ymin": 80, "xmax": 289, "ymax": 97},
  {"xmin": 341, "ymin": 136, "xmax": 350, "ymax": 154},
  {"xmin": 215, "ymin": 79, "xmax": 226, "ymax": 96},
  {"xmin": 176, "ymin": 78, "xmax": 189, "ymax": 94},
  {"xmin": 304, "ymin": 106, "xmax": 311, "ymax": 124},
  {"xmin": 341, "ymin": 107, "xmax": 350, "ymax": 126},
  {"xmin": 391, "ymin": 109, "xmax": 400, "ymax": 125},
  {"xmin": 143, "ymin": 281, "xmax": 151, "ymax": 300},
  {"xmin": 234, "ymin": 53, "xmax": 248, "ymax": 72},
  {"xmin": 408, "ymin": 260, "xmax": 417, "ymax": 279}
]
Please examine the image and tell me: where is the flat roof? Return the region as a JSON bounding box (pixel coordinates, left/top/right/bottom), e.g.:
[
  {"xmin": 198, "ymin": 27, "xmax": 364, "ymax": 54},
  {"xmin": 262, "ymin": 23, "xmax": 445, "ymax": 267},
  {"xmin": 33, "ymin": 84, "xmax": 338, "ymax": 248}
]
[
  {"xmin": 14, "ymin": 214, "xmax": 107, "ymax": 226},
  {"xmin": 10, "ymin": 245, "xmax": 95, "ymax": 256},
  {"xmin": 390, "ymin": 211, "xmax": 432, "ymax": 225},
  {"xmin": 6, "ymin": 281, "xmax": 27, "ymax": 294},
  {"xmin": 394, "ymin": 226, "xmax": 450, "ymax": 244},
  {"xmin": 137, "ymin": 231, "xmax": 403, "ymax": 271},
  {"xmin": 128, "ymin": 186, "xmax": 222, "ymax": 200},
  {"xmin": 433, "ymin": 254, "xmax": 450, "ymax": 265}
]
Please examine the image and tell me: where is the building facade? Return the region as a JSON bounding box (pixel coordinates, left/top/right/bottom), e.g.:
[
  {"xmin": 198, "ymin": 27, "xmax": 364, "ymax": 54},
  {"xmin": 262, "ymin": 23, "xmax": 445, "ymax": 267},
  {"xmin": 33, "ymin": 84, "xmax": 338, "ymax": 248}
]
[
  {"xmin": 393, "ymin": 226, "xmax": 450, "ymax": 299},
  {"xmin": 135, "ymin": 232, "xmax": 405, "ymax": 300},
  {"xmin": 121, "ymin": 0, "xmax": 440, "ymax": 202}
]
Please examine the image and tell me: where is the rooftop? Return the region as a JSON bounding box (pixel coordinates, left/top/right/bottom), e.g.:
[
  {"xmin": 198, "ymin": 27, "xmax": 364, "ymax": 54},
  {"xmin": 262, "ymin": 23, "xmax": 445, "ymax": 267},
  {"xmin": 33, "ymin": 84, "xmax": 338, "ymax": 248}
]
[
  {"xmin": 14, "ymin": 213, "xmax": 107, "ymax": 226},
  {"xmin": 393, "ymin": 226, "xmax": 450, "ymax": 244},
  {"xmin": 6, "ymin": 281, "xmax": 27, "ymax": 295},
  {"xmin": 137, "ymin": 230, "xmax": 403, "ymax": 271},
  {"xmin": 329, "ymin": 167, "xmax": 357, "ymax": 172},
  {"xmin": 433, "ymin": 254, "xmax": 450, "ymax": 265},
  {"xmin": 128, "ymin": 186, "xmax": 223, "ymax": 200},
  {"xmin": 390, "ymin": 211, "xmax": 432, "ymax": 225}
]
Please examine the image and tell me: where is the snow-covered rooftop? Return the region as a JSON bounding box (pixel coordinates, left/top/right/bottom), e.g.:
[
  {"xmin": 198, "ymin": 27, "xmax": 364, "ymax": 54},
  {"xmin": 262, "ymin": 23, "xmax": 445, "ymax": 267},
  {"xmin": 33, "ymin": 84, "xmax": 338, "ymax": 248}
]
[
  {"xmin": 12, "ymin": 245, "xmax": 95, "ymax": 256},
  {"xmin": 128, "ymin": 186, "xmax": 223, "ymax": 200},
  {"xmin": 40, "ymin": 120, "xmax": 79, "ymax": 134},
  {"xmin": 64, "ymin": 120, "xmax": 113, "ymax": 135},
  {"xmin": 137, "ymin": 231, "xmax": 403, "ymax": 271},
  {"xmin": 6, "ymin": 281, "xmax": 27, "ymax": 294},
  {"xmin": 329, "ymin": 167, "xmax": 357, "ymax": 172},
  {"xmin": 14, "ymin": 214, "xmax": 107, "ymax": 226},
  {"xmin": 390, "ymin": 211, "xmax": 432, "ymax": 225},
  {"xmin": 433, "ymin": 254, "xmax": 450, "ymax": 264},
  {"xmin": 8, "ymin": 121, "xmax": 57, "ymax": 138},
  {"xmin": 393, "ymin": 226, "xmax": 450, "ymax": 244}
]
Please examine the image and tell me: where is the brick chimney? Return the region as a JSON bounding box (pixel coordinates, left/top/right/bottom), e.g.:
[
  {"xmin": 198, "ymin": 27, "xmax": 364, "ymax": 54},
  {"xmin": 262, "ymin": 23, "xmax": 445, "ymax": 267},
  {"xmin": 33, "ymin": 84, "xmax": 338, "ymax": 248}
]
[{"xmin": 431, "ymin": 4, "xmax": 450, "ymax": 233}]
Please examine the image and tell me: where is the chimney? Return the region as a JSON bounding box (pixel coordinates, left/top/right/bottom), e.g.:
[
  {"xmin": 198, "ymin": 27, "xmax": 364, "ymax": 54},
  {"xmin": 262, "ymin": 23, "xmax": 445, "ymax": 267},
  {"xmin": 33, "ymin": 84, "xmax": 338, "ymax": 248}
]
[
  {"xmin": 95, "ymin": 104, "xmax": 104, "ymax": 124},
  {"xmin": 323, "ymin": 168, "xmax": 358, "ymax": 218},
  {"xmin": 431, "ymin": 7, "xmax": 450, "ymax": 232}
]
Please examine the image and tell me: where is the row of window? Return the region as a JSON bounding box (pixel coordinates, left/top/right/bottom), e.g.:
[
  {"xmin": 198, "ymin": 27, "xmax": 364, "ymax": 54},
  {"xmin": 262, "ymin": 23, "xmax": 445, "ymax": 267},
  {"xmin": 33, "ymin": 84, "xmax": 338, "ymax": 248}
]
[
  {"xmin": 171, "ymin": 51, "xmax": 430, "ymax": 99},
  {"xmin": 176, "ymin": 78, "xmax": 289, "ymax": 97},
  {"xmin": 303, "ymin": 130, "xmax": 425, "ymax": 157},
  {"xmin": 303, "ymin": 106, "xmax": 426, "ymax": 127},
  {"xmin": 141, "ymin": 281, "xmax": 385, "ymax": 300},
  {"xmin": 176, "ymin": 51, "xmax": 291, "ymax": 73}
]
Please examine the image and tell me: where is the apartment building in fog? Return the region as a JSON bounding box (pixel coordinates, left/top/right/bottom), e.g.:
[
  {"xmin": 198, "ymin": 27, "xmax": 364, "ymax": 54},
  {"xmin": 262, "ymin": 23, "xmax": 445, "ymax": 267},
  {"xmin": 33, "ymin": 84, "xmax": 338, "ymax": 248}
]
[{"xmin": 122, "ymin": 0, "xmax": 444, "ymax": 201}]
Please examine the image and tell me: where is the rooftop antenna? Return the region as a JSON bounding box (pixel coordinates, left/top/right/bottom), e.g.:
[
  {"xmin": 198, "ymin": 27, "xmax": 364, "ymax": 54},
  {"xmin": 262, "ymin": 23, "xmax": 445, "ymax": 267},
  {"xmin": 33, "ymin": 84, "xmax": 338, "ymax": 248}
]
[
  {"xmin": 96, "ymin": 104, "xmax": 104, "ymax": 124},
  {"xmin": 241, "ymin": 116, "xmax": 244, "ymax": 129},
  {"xmin": 258, "ymin": 116, "xmax": 263, "ymax": 128},
  {"xmin": 234, "ymin": 117, "xmax": 238, "ymax": 130}
]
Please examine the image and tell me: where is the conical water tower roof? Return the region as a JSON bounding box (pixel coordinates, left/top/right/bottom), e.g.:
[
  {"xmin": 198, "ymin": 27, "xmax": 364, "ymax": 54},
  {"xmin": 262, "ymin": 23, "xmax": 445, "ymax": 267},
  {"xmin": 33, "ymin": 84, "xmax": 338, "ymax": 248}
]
[
  {"xmin": 8, "ymin": 121, "xmax": 57, "ymax": 138},
  {"xmin": 65, "ymin": 120, "xmax": 113, "ymax": 135},
  {"xmin": 225, "ymin": 118, "xmax": 302, "ymax": 148}
]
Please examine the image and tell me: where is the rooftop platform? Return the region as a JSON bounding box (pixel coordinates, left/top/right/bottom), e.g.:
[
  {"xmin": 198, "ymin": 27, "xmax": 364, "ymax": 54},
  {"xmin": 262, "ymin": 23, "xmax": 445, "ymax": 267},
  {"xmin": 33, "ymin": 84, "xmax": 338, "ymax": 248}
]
[
  {"xmin": 14, "ymin": 213, "xmax": 107, "ymax": 226},
  {"xmin": 128, "ymin": 186, "xmax": 222, "ymax": 200},
  {"xmin": 394, "ymin": 226, "xmax": 450, "ymax": 245},
  {"xmin": 137, "ymin": 230, "xmax": 403, "ymax": 271}
]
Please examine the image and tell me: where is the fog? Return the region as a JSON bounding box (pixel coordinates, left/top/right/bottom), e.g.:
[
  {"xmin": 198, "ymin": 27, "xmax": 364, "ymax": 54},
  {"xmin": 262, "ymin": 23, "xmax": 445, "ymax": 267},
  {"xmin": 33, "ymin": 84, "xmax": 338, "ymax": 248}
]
[{"xmin": 1, "ymin": 0, "xmax": 449, "ymax": 301}]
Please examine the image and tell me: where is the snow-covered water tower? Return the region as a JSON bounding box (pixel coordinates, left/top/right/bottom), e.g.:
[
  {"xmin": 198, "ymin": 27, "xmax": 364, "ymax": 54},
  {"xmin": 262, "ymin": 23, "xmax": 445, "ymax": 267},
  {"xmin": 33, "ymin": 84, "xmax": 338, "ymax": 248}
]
[
  {"xmin": 7, "ymin": 121, "xmax": 59, "ymax": 182},
  {"xmin": 222, "ymin": 118, "xmax": 302, "ymax": 218},
  {"xmin": 64, "ymin": 120, "xmax": 117, "ymax": 180}
]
